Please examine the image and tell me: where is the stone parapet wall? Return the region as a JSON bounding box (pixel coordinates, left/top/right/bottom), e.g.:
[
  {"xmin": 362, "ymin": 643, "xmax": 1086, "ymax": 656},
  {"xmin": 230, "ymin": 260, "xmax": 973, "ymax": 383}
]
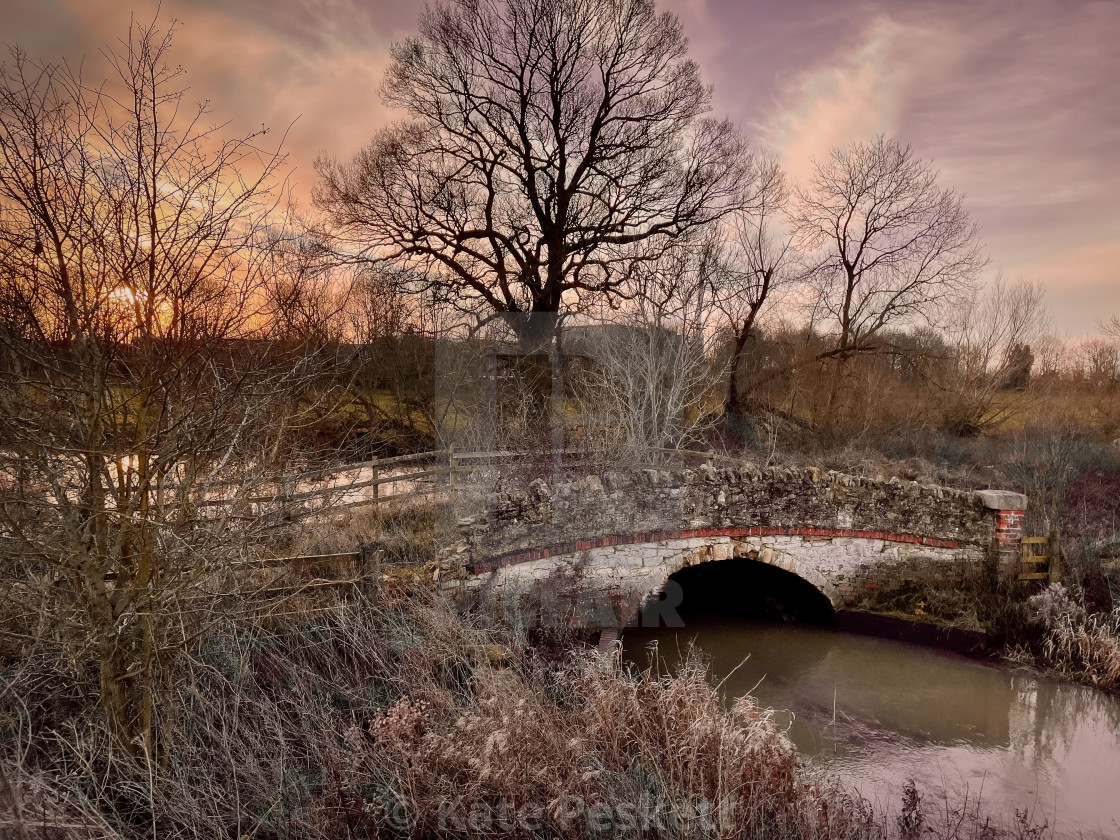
[
  {"xmin": 437, "ymin": 464, "xmax": 1027, "ymax": 628},
  {"xmin": 456, "ymin": 465, "xmax": 998, "ymax": 564}
]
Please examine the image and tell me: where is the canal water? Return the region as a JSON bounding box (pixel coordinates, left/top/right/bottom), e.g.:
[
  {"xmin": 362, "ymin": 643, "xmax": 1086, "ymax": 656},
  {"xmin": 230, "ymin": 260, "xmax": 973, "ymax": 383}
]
[{"xmin": 623, "ymin": 615, "xmax": 1120, "ymax": 839}]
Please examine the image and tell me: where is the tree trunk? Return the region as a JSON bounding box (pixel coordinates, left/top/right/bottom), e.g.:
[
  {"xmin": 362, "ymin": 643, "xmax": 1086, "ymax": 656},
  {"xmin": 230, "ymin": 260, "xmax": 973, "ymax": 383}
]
[{"xmin": 724, "ymin": 310, "xmax": 760, "ymax": 426}]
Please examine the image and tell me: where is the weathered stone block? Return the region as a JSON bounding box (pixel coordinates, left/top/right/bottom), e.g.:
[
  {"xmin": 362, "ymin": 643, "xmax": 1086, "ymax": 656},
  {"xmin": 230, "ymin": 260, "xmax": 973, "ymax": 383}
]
[{"xmin": 976, "ymin": 489, "xmax": 1028, "ymax": 511}]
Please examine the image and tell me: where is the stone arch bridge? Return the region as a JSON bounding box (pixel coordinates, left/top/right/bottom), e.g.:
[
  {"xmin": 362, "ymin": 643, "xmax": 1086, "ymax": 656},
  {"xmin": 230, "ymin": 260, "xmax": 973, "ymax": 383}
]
[{"xmin": 437, "ymin": 464, "xmax": 1027, "ymax": 630}]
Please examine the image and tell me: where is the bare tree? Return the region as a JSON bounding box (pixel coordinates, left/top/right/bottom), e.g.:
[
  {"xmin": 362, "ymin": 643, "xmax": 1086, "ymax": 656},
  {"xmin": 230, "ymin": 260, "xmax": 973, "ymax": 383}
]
[
  {"xmin": 313, "ymin": 0, "xmax": 750, "ymax": 341},
  {"xmin": 0, "ymin": 19, "xmax": 313, "ymax": 757},
  {"xmin": 1031, "ymin": 333, "xmax": 1071, "ymax": 382},
  {"xmin": 338, "ymin": 268, "xmax": 439, "ymax": 457},
  {"xmin": 1101, "ymin": 314, "xmax": 1120, "ymax": 342},
  {"xmin": 346, "ymin": 266, "xmax": 410, "ymax": 343},
  {"xmin": 569, "ymin": 241, "xmax": 720, "ymax": 459},
  {"xmin": 793, "ymin": 135, "xmax": 986, "ymax": 423},
  {"xmin": 709, "ymin": 156, "xmax": 798, "ymax": 421},
  {"xmin": 937, "ymin": 273, "xmax": 1048, "ymax": 435},
  {"xmin": 1078, "ymin": 338, "xmax": 1120, "ymax": 389},
  {"xmin": 261, "ymin": 233, "xmax": 348, "ymax": 345}
]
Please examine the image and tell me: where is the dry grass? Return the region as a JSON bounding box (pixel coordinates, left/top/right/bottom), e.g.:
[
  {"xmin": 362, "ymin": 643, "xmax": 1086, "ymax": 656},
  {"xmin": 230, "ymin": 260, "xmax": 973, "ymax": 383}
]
[
  {"xmin": 1025, "ymin": 584, "xmax": 1120, "ymax": 692},
  {"xmin": 343, "ymin": 647, "xmax": 871, "ymax": 839},
  {"xmin": 0, "ymin": 586, "xmax": 1058, "ymax": 840},
  {"xmin": 994, "ymin": 388, "xmax": 1120, "ymax": 436}
]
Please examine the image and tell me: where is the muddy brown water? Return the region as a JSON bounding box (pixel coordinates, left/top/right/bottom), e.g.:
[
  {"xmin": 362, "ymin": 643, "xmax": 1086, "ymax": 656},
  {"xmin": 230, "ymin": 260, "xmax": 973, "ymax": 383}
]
[{"xmin": 623, "ymin": 617, "xmax": 1120, "ymax": 839}]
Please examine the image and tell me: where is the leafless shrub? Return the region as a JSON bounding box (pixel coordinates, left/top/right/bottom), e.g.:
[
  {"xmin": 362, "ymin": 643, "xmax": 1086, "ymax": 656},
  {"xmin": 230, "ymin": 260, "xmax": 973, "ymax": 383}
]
[
  {"xmin": 569, "ymin": 244, "xmax": 724, "ymax": 465},
  {"xmin": 0, "ymin": 15, "xmax": 344, "ymax": 759},
  {"xmin": 1027, "ymin": 584, "xmax": 1120, "ymax": 691},
  {"xmin": 937, "ymin": 274, "xmax": 1048, "ymax": 435},
  {"xmin": 0, "ymin": 765, "xmax": 121, "ymax": 839}
]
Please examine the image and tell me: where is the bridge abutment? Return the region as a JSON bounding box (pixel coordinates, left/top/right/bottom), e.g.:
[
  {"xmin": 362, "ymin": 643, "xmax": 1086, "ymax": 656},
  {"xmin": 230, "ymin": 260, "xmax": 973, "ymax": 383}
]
[{"xmin": 977, "ymin": 490, "xmax": 1029, "ymax": 579}]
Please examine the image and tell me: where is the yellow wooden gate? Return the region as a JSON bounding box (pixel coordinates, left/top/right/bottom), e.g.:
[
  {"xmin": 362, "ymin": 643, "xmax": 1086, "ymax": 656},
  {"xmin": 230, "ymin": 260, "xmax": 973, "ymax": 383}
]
[{"xmin": 1020, "ymin": 533, "xmax": 1061, "ymax": 582}]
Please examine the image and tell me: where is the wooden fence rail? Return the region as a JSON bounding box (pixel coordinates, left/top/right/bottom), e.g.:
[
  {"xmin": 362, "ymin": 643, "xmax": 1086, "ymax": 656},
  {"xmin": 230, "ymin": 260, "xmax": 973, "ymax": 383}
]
[
  {"xmin": 247, "ymin": 445, "xmax": 765, "ymax": 516},
  {"xmin": 192, "ymin": 466, "xmax": 452, "ymax": 508},
  {"xmin": 196, "ymin": 447, "xmax": 620, "ymax": 514}
]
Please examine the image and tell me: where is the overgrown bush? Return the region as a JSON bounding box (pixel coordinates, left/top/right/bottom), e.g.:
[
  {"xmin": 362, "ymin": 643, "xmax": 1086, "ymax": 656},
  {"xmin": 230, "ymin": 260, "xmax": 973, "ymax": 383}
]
[{"xmin": 1026, "ymin": 584, "xmax": 1120, "ymax": 692}]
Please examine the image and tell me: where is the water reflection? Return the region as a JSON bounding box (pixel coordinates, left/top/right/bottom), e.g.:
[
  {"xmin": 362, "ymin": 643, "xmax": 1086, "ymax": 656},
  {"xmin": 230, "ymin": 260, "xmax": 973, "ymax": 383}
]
[{"xmin": 624, "ymin": 617, "xmax": 1120, "ymax": 839}]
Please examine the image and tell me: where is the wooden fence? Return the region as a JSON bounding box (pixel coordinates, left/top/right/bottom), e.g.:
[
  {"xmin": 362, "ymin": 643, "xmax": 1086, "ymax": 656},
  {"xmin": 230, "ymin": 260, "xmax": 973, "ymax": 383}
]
[
  {"xmin": 1020, "ymin": 532, "xmax": 1061, "ymax": 582},
  {"xmin": 263, "ymin": 445, "xmax": 753, "ymax": 513},
  {"xmin": 224, "ymin": 446, "xmax": 631, "ymax": 517}
]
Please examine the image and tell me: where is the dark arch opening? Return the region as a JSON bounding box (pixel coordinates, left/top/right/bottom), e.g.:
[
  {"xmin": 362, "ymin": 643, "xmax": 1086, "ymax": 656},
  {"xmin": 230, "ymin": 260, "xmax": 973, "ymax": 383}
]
[{"xmin": 665, "ymin": 558, "xmax": 836, "ymax": 625}]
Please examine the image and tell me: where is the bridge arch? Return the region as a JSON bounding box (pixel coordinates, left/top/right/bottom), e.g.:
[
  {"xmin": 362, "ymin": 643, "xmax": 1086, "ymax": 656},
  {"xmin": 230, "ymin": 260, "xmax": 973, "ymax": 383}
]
[
  {"xmin": 641, "ymin": 534, "xmax": 844, "ymax": 615},
  {"xmin": 660, "ymin": 553, "xmax": 837, "ymax": 624}
]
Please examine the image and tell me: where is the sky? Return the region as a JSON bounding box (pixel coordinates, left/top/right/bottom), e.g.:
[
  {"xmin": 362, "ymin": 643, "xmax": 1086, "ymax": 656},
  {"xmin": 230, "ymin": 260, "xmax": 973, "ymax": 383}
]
[{"xmin": 2, "ymin": 0, "xmax": 1118, "ymax": 336}]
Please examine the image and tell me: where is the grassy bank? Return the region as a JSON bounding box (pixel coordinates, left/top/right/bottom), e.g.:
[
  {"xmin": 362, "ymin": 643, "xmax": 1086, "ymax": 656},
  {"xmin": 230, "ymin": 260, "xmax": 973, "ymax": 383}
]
[
  {"xmin": 1012, "ymin": 584, "xmax": 1120, "ymax": 692},
  {"xmin": 848, "ymin": 573, "xmax": 1120, "ymax": 693}
]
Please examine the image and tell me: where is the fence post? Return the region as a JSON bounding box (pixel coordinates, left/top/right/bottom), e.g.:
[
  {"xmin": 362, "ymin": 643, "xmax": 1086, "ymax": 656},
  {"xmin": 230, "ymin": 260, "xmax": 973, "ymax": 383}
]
[
  {"xmin": 1049, "ymin": 529, "xmax": 1062, "ymax": 583},
  {"xmin": 449, "ymin": 447, "xmax": 457, "ymax": 487},
  {"xmin": 358, "ymin": 542, "xmax": 382, "ymax": 599},
  {"xmin": 371, "ymin": 461, "xmax": 379, "ymax": 503}
]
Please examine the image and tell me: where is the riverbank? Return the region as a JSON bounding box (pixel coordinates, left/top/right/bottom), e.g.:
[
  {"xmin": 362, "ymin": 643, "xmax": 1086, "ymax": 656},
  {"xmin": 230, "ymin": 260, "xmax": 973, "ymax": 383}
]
[
  {"xmin": 1, "ymin": 584, "xmax": 1063, "ymax": 840},
  {"xmin": 848, "ymin": 573, "xmax": 1120, "ymax": 693}
]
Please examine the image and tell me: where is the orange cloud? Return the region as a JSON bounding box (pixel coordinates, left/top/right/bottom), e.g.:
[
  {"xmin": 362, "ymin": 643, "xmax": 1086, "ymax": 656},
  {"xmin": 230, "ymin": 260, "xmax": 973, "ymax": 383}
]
[{"xmin": 4, "ymin": 0, "xmax": 1118, "ymax": 333}]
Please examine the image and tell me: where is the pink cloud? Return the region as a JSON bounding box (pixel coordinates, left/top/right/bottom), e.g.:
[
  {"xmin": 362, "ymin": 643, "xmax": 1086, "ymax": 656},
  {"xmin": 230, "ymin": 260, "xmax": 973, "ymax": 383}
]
[{"xmin": 3, "ymin": 0, "xmax": 1118, "ymax": 333}]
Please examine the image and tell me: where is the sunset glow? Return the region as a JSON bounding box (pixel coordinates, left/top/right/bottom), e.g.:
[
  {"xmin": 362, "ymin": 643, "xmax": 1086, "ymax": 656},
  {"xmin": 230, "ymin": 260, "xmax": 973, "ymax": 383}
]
[
  {"xmin": 4, "ymin": 0, "xmax": 1117, "ymax": 333},
  {"xmin": 5, "ymin": 3, "xmax": 1120, "ymax": 830}
]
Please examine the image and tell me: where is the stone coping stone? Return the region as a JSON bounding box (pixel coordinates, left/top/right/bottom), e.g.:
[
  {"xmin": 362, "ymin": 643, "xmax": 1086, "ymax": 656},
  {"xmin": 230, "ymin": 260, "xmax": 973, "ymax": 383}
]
[{"xmin": 975, "ymin": 489, "xmax": 1028, "ymax": 511}]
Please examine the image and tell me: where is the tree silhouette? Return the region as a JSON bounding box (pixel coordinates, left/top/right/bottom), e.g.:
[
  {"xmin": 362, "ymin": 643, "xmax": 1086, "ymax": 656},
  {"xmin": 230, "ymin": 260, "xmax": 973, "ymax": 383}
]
[{"xmin": 314, "ymin": 0, "xmax": 750, "ymax": 340}]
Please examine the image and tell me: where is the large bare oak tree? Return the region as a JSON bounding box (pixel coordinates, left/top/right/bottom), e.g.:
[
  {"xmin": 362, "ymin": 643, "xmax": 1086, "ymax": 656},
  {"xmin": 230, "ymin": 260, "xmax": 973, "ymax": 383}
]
[{"xmin": 313, "ymin": 0, "xmax": 750, "ymax": 339}]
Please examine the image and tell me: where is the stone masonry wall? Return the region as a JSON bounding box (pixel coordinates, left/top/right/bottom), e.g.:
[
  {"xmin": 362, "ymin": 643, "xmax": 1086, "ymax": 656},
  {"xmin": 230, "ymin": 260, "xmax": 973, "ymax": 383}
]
[
  {"xmin": 460, "ymin": 465, "xmax": 994, "ymax": 561},
  {"xmin": 451, "ymin": 532, "xmax": 983, "ymax": 623},
  {"xmin": 437, "ymin": 465, "xmax": 1025, "ymax": 628}
]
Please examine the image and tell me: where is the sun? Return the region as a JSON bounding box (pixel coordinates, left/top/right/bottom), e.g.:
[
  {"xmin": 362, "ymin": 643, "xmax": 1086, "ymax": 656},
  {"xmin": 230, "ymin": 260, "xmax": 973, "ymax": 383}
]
[{"xmin": 109, "ymin": 286, "xmax": 141, "ymax": 306}]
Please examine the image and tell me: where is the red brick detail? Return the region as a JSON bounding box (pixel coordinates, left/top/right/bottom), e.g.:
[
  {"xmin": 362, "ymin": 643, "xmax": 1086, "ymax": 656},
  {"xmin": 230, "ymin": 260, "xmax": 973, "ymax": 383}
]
[{"xmin": 994, "ymin": 509, "xmax": 1025, "ymax": 547}]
